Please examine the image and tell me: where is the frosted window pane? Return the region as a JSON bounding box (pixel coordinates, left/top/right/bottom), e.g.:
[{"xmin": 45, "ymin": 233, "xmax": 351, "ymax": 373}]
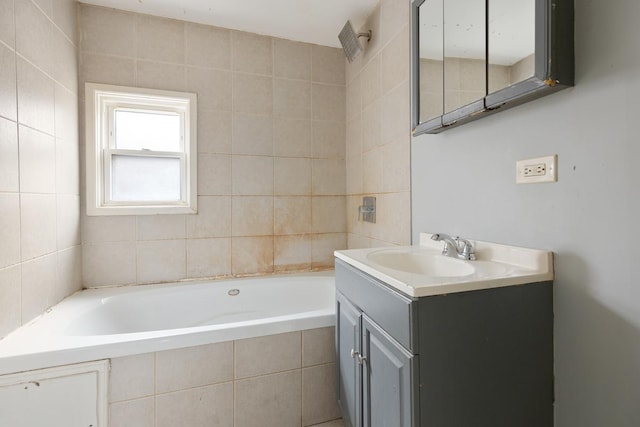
[
  {"xmin": 111, "ymin": 155, "xmax": 181, "ymax": 202},
  {"xmin": 115, "ymin": 110, "xmax": 181, "ymax": 151}
]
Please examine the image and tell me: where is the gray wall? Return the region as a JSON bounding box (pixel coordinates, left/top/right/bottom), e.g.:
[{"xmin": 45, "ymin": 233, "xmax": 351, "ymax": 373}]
[{"xmin": 412, "ymin": 1, "xmax": 639, "ymax": 425}]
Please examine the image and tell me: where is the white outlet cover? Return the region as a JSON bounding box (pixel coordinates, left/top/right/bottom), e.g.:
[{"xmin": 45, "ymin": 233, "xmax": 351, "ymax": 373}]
[{"xmin": 516, "ymin": 155, "xmax": 557, "ymax": 184}]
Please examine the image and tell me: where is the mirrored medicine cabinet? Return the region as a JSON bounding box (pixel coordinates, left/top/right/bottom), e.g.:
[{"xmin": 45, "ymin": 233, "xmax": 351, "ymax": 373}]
[{"xmin": 411, "ymin": 0, "xmax": 574, "ymax": 135}]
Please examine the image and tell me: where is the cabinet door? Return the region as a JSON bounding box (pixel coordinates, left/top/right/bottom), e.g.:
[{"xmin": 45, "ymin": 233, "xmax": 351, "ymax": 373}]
[
  {"xmin": 336, "ymin": 291, "xmax": 362, "ymax": 427},
  {"xmin": 362, "ymin": 315, "xmax": 416, "ymax": 427}
]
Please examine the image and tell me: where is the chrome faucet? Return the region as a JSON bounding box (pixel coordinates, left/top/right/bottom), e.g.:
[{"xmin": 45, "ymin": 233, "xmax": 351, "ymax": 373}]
[{"xmin": 431, "ymin": 233, "xmax": 476, "ymax": 261}]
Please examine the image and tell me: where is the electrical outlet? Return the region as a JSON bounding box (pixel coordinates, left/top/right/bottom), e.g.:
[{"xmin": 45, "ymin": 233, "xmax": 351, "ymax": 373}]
[{"xmin": 516, "ymin": 155, "xmax": 557, "ymax": 184}]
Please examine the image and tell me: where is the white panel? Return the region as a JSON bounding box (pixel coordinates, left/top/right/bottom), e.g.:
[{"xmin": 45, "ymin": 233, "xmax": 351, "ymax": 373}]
[{"xmin": 0, "ymin": 360, "xmax": 109, "ymax": 427}]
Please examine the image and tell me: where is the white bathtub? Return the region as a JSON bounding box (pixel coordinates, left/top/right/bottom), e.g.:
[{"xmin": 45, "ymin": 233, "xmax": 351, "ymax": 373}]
[{"xmin": 0, "ymin": 271, "xmax": 335, "ymax": 375}]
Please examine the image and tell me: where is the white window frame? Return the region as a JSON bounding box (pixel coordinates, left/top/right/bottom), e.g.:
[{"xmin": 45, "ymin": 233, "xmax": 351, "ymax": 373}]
[{"xmin": 85, "ymin": 83, "xmax": 197, "ymax": 216}]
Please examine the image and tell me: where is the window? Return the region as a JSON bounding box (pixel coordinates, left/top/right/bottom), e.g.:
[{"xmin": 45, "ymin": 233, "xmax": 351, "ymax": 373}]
[{"xmin": 85, "ymin": 83, "xmax": 197, "ymax": 215}]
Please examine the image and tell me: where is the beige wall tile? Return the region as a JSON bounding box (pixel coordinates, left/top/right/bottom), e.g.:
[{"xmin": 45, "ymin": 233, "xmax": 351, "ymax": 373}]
[
  {"xmin": 232, "ymin": 30, "xmax": 272, "ymax": 75},
  {"xmin": 233, "ymin": 73, "xmax": 273, "ymax": 115},
  {"xmin": 274, "ymin": 118, "xmax": 311, "ymax": 158},
  {"xmin": 18, "ymin": 125, "xmax": 56, "ymax": 194},
  {"xmin": 274, "ymin": 196, "xmax": 311, "ymax": 235},
  {"xmin": 79, "ymin": 4, "xmax": 136, "ymax": 57},
  {"xmin": 312, "ymin": 120, "xmax": 345, "ymax": 159},
  {"xmin": 54, "ymin": 246, "xmax": 82, "ymax": 303},
  {"xmin": 311, "ymin": 420, "xmax": 345, "ymax": 427},
  {"xmin": 136, "ymin": 239, "xmax": 186, "ymax": 284},
  {"xmin": 156, "ymin": 342, "xmax": 233, "ymax": 393},
  {"xmin": 235, "ymin": 370, "xmax": 302, "ymax": 427},
  {"xmin": 274, "ymin": 78, "xmax": 311, "ymax": 119},
  {"xmin": 312, "ymin": 84, "xmax": 345, "ymax": 122},
  {"xmin": 52, "ymin": 0, "xmax": 77, "ymax": 45},
  {"xmin": 0, "ymin": 0, "xmax": 15, "ymax": 48},
  {"xmin": 20, "ymin": 194, "xmax": 56, "ymax": 261},
  {"xmin": 362, "ymin": 148, "xmax": 383, "ymax": 194},
  {"xmin": 136, "ymin": 60, "xmax": 186, "ymax": 91},
  {"xmin": 110, "ymin": 353, "xmax": 155, "ymax": 402},
  {"xmin": 156, "ymin": 383, "xmax": 233, "ymax": 427},
  {"xmin": 52, "ymin": 29, "xmax": 77, "ymax": 92},
  {"xmin": 345, "ymin": 116, "xmax": 362, "ymax": 161},
  {"xmin": 136, "ymin": 14, "xmax": 184, "ymax": 63},
  {"xmin": 274, "ymin": 157, "xmax": 311, "ymax": 196},
  {"xmin": 302, "ymin": 363, "xmax": 341, "ymax": 426},
  {"xmin": 303, "ymin": 327, "xmax": 336, "ymax": 367},
  {"xmin": 15, "ymin": 0, "xmax": 53, "ymax": 75},
  {"xmin": 235, "ymin": 332, "xmax": 301, "ymax": 379},
  {"xmin": 274, "ymin": 234, "xmax": 311, "ymax": 271},
  {"xmin": 380, "ymin": 0, "xmax": 410, "ymax": 45},
  {"xmin": 231, "ymin": 236, "xmax": 273, "ymax": 275},
  {"xmin": 56, "ymin": 194, "xmax": 80, "ymax": 250},
  {"xmin": 380, "ymin": 80, "xmax": 410, "ymax": 146},
  {"xmin": 0, "ymin": 118, "xmax": 19, "ymax": 192},
  {"xmin": 82, "ymin": 216, "xmax": 135, "ymax": 243},
  {"xmin": 0, "ymin": 43, "xmax": 17, "ymax": 122},
  {"xmin": 360, "ymin": 56, "xmax": 382, "ymax": 109},
  {"xmin": 274, "ymin": 39, "xmax": 311, "ymax": 80},
  {"xmin": 382, "ymin": 140, "xmax": 411, "ymax": 193},
  {"xmin": 347, "ymin": 233, "xmax": 372, "ymax": 250},
  {"xmin": 17, "ymin": 57, "xmax": 55, "ymax": 135},
  {"xmin": 232, "ymin": 113, "xmax": 274, "ymax": 156},
  {"xmin": 345, "ymin": 152, "xmax": 362, "ymax": 196},
  {"xmin": 109, "ymin": 397, "xmax": 154, "ymax": 427},
  {"xmin": 54, "ymin": 85, "xmax": 78, "ymax": 144},
  {"xmin": 312, "ymin": 233, "xmax": 346, "ymax": 269},
  {"xmin": 198, "ymin": 110, "xmax": 232, "ymax": 154},
  {"xmin": 360, "ymin": 5, "xmax": 382, "ymax": 62},
  {"xmin": 187, "ymin": 67, "xmax": 232, "ymax": 111},
  {"xmin": 312, "ymin": 197, "xmax": 347, "ymax": 233},
  {"xmin": 185, "ymin": 23, "xmax": 230, "ymax": 69},
  {"xmin": 232, "ymin": 156, "xmax": 274, "ymax": 196},
  {"xmin": 0, "ymin": 265, "xmax": 21, "ymax": 338},
  {"xmin": 198, "ymin": 153, "xmax": 232, "ymax": 195},
  {"xmin": 361, "ymin": 100, "xmax": 381, "ymax": 151},
  {"xmin": 80, "ymin": 53, "xmax": 136, "ymax": 87},
  {"xmin": 21, "ymin": 253, "xmax": 57, "ymax": 323},
  {"xmin": 345, "ymin": 76, "xmax": 361, "ymax": 123},
  {"xmin": 82, "ymin": 241, "xmax": 136, "ymax": 287},
  {"xmin": 232, "ymin": 196, "xmax": 273, "ymax": 237},
  {"xmin": 186, "ymin": 238, "xmax": 231, "ymax": 278},
  {"xmin": 312, "ymin": 45, "xmax": 345, "ymax": 85},
  {"xmin": 186, "ymin": 196, "xmax": 231, "ymax": 238},
  {"xmin": 136, "ymin": 215, "xmax": 186, "ymax": 241},
  {"xmin": 382, "ymin": 24, "xmax": 409, "ymax": 94},
  {"xmin": 312, "ymin": 159, "xmax": 346, "ymax": 196}
]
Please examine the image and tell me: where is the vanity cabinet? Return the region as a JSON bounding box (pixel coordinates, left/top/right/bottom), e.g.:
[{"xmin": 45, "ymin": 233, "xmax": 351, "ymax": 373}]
[{"xmin": 335, "ymin": 258, "xmax": 554, "ymax": 427}]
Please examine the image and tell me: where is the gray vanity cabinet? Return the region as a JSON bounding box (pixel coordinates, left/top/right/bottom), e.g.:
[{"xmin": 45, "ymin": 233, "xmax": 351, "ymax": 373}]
[
  {"xmin": 337, "ymin": 291, "xmax": 416, "ymax": 427},
  {"xmin": 335, "ymin": 258, "xmax": 554, "ymax": 427}
]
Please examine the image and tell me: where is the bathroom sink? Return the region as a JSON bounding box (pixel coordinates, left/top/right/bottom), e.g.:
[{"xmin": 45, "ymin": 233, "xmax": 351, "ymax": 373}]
[
  {"xmin": 334, "ymin": 232, "xmax": 554, "ymax": 297},
  {"xmin": 366, "ymin": 249, "xmax": 475, "ymax": 277}
]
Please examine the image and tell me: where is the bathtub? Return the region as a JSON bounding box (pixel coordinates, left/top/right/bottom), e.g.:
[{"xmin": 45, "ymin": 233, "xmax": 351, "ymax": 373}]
[{"xmin": 0, "ymin": 271, "xmax": 335, "ymax": 376}]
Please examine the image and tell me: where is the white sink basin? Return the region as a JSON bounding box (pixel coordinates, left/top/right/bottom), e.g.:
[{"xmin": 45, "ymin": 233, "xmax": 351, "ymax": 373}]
[
  {"xmin": 366, "ymin": 249, "xmax": 475, "ymax": 277},
  {"xmin": 334, "ymin": 232, "xmax": 554, "ymax": 297}
]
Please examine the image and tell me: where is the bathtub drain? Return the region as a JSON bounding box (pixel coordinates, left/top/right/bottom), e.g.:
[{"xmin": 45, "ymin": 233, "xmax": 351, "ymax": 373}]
[{"xmin": 228, "ymin": 289, "xmax": 240, "ymax": 296}]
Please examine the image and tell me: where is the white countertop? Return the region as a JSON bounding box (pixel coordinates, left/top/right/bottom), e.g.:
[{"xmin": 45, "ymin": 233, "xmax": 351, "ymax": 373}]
[{"xmin": 334, "ymin": 233, "xmax": 554, "ymax": 298}]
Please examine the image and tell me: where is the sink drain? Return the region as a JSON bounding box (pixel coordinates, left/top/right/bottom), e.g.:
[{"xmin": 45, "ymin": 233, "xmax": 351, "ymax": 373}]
[{"xmin": 227, "ymin": 289, "xmax": 240, "ymax": 296}]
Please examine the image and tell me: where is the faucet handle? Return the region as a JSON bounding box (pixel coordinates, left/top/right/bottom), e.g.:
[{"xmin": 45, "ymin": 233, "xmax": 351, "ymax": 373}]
[{"xmin": 456, "ymin": 238, "xmax": 476, "ymax": 261}]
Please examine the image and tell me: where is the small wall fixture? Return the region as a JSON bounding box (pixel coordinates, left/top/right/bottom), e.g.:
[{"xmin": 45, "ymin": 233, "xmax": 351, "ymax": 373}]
[{"xmin": 358, "ymin": 197, "xmax": 376, "ymax": 223}]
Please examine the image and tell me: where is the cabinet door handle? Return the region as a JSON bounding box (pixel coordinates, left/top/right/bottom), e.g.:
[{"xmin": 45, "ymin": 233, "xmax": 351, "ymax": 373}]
[{"xmin": 350, "ymin": 349, "xmax": 367, "ymax": 365}]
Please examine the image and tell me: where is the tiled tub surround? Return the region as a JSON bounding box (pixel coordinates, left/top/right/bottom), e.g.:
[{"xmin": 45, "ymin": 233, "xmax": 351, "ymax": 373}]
[
  {"xmin": 344, "ymin": 0, "xmax": 412, "ymax": 250},
  {"xmin": 109, "ymin": 328, "xmax": 341, "ymax": 427},
  {"xmin": 79, "ymin": 4, "xmax": 348, "ymax": 288},
  {"xmin": 0, "ymin": 0, "xmax": 81, "ymax": 338}
]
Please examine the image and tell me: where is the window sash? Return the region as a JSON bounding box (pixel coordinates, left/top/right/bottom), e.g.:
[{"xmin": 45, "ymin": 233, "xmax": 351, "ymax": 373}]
[{"xmin": 102, "ymin": 149, "xmax": 187, "ymax": 206}]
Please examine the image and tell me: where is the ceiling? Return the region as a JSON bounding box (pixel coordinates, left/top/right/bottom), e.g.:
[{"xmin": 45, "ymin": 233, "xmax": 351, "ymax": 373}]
[{"xmin": 79, "ymin": 0, "xmax": 379, "ymax": 48}]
